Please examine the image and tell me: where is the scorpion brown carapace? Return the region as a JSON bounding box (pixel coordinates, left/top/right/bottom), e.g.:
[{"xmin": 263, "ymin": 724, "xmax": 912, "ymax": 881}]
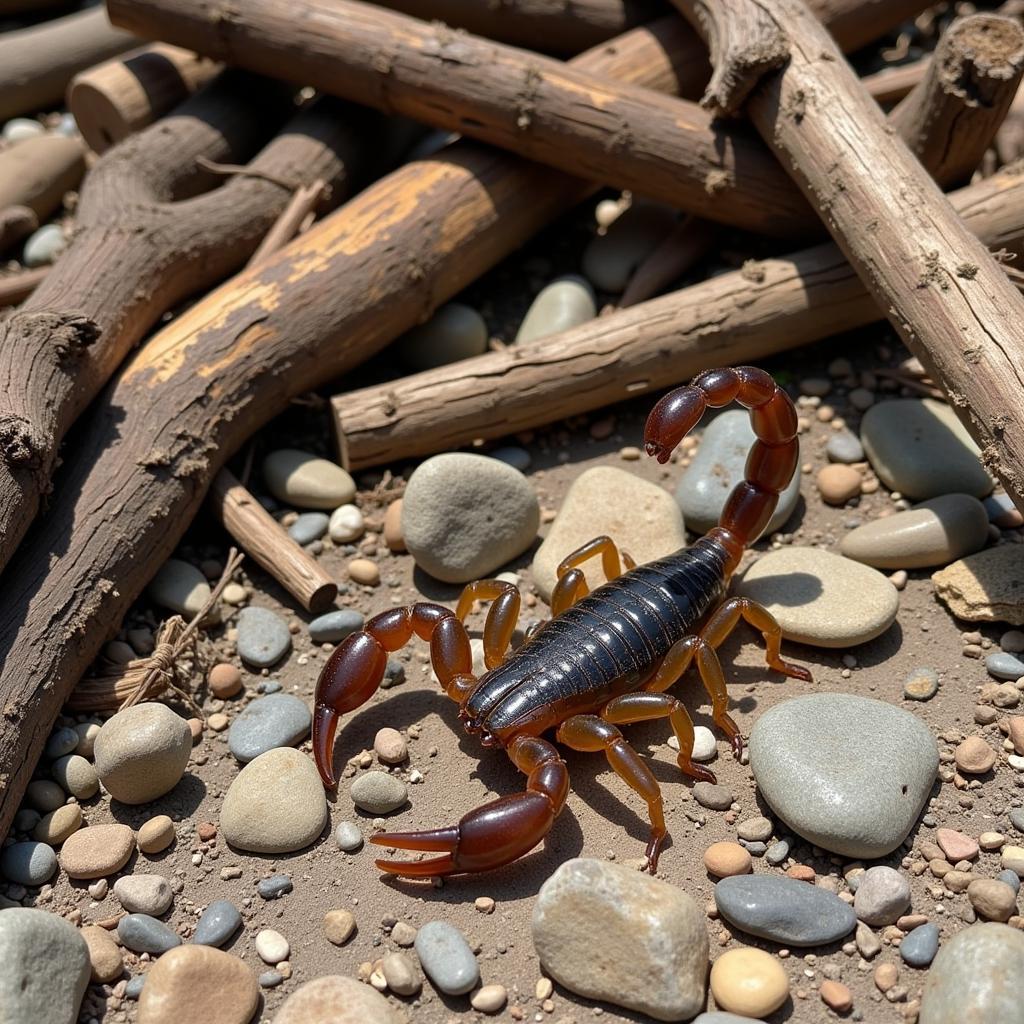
[{"xmin": 313, "ymin": 366, "xmax": 812, "ymax": 877}]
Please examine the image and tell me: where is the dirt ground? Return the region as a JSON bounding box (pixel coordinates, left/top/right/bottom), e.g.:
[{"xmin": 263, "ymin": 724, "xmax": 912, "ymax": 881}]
[{"xmin": 36, "ymin": 298, "xmax": 1019, "ymax": 1024}]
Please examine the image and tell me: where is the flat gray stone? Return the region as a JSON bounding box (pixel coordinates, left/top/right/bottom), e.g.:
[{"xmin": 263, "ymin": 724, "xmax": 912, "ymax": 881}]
[
  {"xmin": 193, "ymin": 900, "xmax": 242, "ymax": 947},
  {"xmin": 402, "ymin": 453, "xmax": 539, "ymax": 584},
  {"xmin": 901, "ymin": 922, "xmax": 939, "ymax": 967},
  {"xmin": 825, "ymin": 430, "xmax": 864, "ymax": 464},
  {"xmin": 737, "ymin": 546, "xmax": 898, "ymax": 648},
  {"xmin": 920, "ymin": 923, "xmax": 1024, "ymax": 1023},
  {"xmin": 515, "ymin": 275, "xmax": 596, "ymax": 343},
  {"xmin": 288, "ymin": 512, "xmax": 329, "ymax": 545},
  {"xmin": 117, "ymin": 914, "xmax": 182, "ymax": 955},
  {"xmin": 840, "ymin": 494, "xmax": 989, "ymax": 570},
  {"xmin": 749, "ymin": 694, "xmax": 939, "ymax": 858},
  {"xmin": 308, "ymin": 609, "xmax": 364, "ymax": 645},
  {"xmin": 392, "ymin": 302, "xmax": 488, "ymax": 371},
  {"xmin": 693, "ymin": 782, "xmax": 733, "ymax": 811},
  {"xmin": 861, "ymin": 398, "xmax": 992, "ymax": 499},
  {"xmin": 714, "ymin": 875, "xmax": 856, "ymax": 946},
  {"xmin": 1, "ymin": 841, "xmax": 57, "ymax": 886},
  {"xmin": 228, "ymin": 693, "xmax": 311, "ymax": 763},
  {"xmin": 675, "ymin": 411, "xmax": 800, "ymax": 537},
  {"xmin": 0, "ymin": 908, "xmax": 90, "ymax": 1024},
  {"xmin": 532, "ymin": 858, "xmax": 708, "ymax": 1021},
  {"xmin": 350, "ymin": 771, "xmax": 407, "ymax": 814},
  {"xmin": 987, "ymin": 652, "xmax": 1024, "ymax": 681},
  {"xmin": 414, "ymin": 921, "xmax": 480, "ymax": 995},
  {"xmin": 258, "ymin": 874, "xmax": 293, "ymax": 900},
  {"xmin": 236, "ymin": 606, "xmax": 291, "ymax": 668}
]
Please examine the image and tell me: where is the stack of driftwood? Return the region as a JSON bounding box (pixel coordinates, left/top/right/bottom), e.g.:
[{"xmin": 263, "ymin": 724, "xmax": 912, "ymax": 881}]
[{"xmin": 1, "ymin": 0, "xmax": 1023, "ymax": 840}]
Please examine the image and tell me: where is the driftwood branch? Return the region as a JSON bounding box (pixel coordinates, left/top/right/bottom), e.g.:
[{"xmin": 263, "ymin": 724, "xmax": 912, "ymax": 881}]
[
  {"xmin": 891, "ymin": 14, "xmax": 1024, "ymax": 187},
  {"xmin": 68, "ymin": 43, "xmax": 220, "ymax": 154},
  {"xmin": 674, "ymin": 0, "xmax": 1024, "ymax": 509},
  {"xmin": 0, "ymin": 7, "xmax": 137, "ymax": 121},
  {"xmin": 863, "ymin": 60, "xmax": 928, "ymax": 106},
  {"xmin": 0, "ymin": 134, "xmax": 84, "ymax": 239},
  {"xmin": 334, "ymin": 166, "xmax": 1024, "ymax": 470},
  {"xmin": 0, "ymin": 80, "xmax": 375, "ymax": 576},
  {"xmin": 210, "ymin": 470, "xmax": 337, "ymax": 613}
]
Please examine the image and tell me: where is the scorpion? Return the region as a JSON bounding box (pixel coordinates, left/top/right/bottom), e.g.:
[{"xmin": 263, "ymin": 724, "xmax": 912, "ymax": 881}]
[{"xmin": 313, "ymin": 365, "xmax": 812, "ymax": 877}]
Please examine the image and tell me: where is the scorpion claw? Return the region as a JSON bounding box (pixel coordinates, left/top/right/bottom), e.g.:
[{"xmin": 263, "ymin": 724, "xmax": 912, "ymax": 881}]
[
  {"xmin": 730, "ymin": 733, "xmax": 744, "ymax": 761},
  {"xmin": 677, "ymin": 755, "xmax": 717, "ymax": 785},
  {"xmin": 370, "ymin": 791, "xmax": 557, "ymax": 877},
  {"xmin": 312, "ymin": 705, "xmax": 340, "ymax": 788}
]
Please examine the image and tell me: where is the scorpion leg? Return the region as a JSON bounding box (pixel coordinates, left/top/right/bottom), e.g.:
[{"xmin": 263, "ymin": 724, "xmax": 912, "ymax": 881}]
[
  {"xmin": 372, "ymin": 735, "xmax": 569, "ymax": 876},
  {"xmin": 313, "ymin": 602, "xmax": 478, "ymax": 787},
  {"xmin": 455, "ymin": 579, "xmax": 521, "ymax": 670},
  {"xmin": 701, "ymin": 596, "xmax": 813, "ymax": 681},
  {"xmin": 556, "ymin": 714, "xmax": 668, "ymax": 872},
  {"xmin": 551, "ymin": 535, "xmax": 636, "ymax": 616}
]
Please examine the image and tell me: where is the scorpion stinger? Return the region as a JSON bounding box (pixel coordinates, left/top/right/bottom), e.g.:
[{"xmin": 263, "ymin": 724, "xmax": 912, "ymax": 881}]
[{"xmin": 314, "ymin": 365, "xmax": 811, "ymax": 878}]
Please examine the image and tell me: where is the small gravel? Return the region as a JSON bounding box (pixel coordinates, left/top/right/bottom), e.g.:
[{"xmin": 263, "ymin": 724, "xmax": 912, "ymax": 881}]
[{"xmin": 335, "ymin": 821, "xmax": 364, "ymax": 852}]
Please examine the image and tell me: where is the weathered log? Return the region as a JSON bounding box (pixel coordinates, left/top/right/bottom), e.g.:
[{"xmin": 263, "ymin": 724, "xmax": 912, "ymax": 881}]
[
  {"xmin": 890, "ymin": 14, "xmax": 1024, "ymax": 187},
  {"xmin": 674, "ymin": 0, "xmax": 1024, "ymax": 509},
  {"xmin": 0, "ymin": 267, "xmax": 46, "ymax": 308},
  {"xmin": 210, "ymin": 470, "xmax": 337, "ymax": 613},
  {"xmin": 0, "ymin": 134, "xmax": 84, "ymax": 227},
  {"xmin": 0, "ymin": 0, "xmax": 947, "ymax": 837},
  {"xmin": 862, "ymin": 59, "xmax": 928, "ymax": 106},
  {"xmin": 0, "ymin": 7, "xmax": 137, "ymax": 121},
  {"xmin": 0, "ymin": 80, "xmax": 374, "ymax": 576},
  {"xmin": 334, "ymin": 166, "xmax": 1024, "ymax": 469},
  {"xmin": 67, "ymin": 43, "xmax": 219, "ymax": 154},
  {"xmin": 372, "ymin": 0, "xmax": 930, "ymax": 58},
  {"xmin": 110, "ymin": 0, "xmax": 928, "ymax": 239}
]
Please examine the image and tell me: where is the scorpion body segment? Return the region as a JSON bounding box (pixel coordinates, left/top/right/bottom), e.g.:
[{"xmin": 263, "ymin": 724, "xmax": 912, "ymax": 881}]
[{"xmin": 313, "ymin": 366, "xmax": 811, "ymax": 877}]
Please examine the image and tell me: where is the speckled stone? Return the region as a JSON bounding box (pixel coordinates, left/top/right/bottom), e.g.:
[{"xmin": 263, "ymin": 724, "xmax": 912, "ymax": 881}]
[
  {"xmin": 0, "ymin": 909, "xmax": 90, "ymax": 1024},
  {"xmin": 335, "ymin": 822, "xmax": 363, "ymax": 852},
  {"xmin": 920, "ymin": 923, "xmax": 1024, "ymax": 1023},
  {"xmin": 533, "ymin": 466, "xmax": 685, "ymax": 602},
  {"xmin": 531, "ymin": 858, "xmax": 708, "ymax": 1021},
  {"xmin": 228, "ymin": 693, "xmax": 311, "ymax": 762},
  {"xmin": 113, "ymin": 875, "xmax": 173, "ymax": 916},
  {"xmin": 903, "ymin": 667, "xmax": 940, "ymax": 701},
  {"xmin": 308, "ymin": 609, "xmax": 364, "ymax": 644},
  {"xmin": 714, "ymin": 874, "xmax": 856, "ymax": 946},
  {"xmin": 59, "ymin": 824, "xmax": 136, "ymax": 879},
  {"xmin": 411, "ymin": 921, "xmax": 479, "ymax": 995},
  {"xmin": 901, "ymin": 922, "xmax": 940, "ymax": 967},
  {"xmin": 51, "ymin": 753, "xmax": 99, "ymax": 799},
  {"xmin": 737, "ymin": 547, "xmax": 898, "ymax": 647},
  {"xmin": 675, "ymin": 411, "xmax": 800, "ymax": 537},
  {"xmin": 749, "ymin": 694, "xmax": 938, "ymax": 858},
  {"xmin": 235, "ymin": 606, "xmax": 292, "ymax": 668},
  {"xmin": 861, "ymin": 398, "xmax": 992, "ymax": 499},
  {"xmin": 401, "ymin": 453, "xmax": 539, "ymax": 584},
  {"xmin": 854, "ymin": 866, "xmax": 912, "ymax": 926},
  {"xmin": 117, "ymin": 914, "xmax": 182, "ymax": 955},
  {"xmin": 194, "ymin": 900, "xmax": 242, "ymax": 947}
]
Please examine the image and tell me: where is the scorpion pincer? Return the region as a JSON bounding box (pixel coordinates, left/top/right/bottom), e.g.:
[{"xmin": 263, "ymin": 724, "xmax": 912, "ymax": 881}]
[{"xmin": 313, "ymin": 365, "xmax": 812, "ymax": 877}]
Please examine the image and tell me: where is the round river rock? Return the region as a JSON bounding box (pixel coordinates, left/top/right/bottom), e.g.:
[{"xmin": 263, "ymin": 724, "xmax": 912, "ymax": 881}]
[{"xmin": 228, "ymin": 693, "xmax": 311, "ymax": 762}]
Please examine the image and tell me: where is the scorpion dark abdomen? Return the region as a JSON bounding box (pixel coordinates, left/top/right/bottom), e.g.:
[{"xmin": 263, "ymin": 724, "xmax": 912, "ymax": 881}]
[{"xmin": 465, "ymin": 538, "xmax": 730, "ymax": 741}]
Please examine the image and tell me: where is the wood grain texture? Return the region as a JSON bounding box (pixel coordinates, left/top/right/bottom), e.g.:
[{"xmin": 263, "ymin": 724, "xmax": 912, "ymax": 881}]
[
  {"xmin": 0, "ymin": 79, "xmax": 372, "ymax": 576},
  {"xmin": 335, "ymin": 165, "xmax": 1024, "ymax": 469},
  {"xmin": 674, "ymin": 0, "xmax": 1024, "ymax": 509}
]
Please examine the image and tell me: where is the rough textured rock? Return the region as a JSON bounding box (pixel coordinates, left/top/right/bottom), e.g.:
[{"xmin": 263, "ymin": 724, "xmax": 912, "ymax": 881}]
[
  {"xmin": 531, "ymin": 858, "xmax": 708, "ymax": 1021},
  {"xmin": 932, "ymin": 546, "xmax": 1024, "ymax": 625},
  {"xmin": 920, "ymin": 923, "xmax": 1024, "ymax": 1023},
  {"xmin": 533, "ymin": 466, "xmax": 685, "ymax": 602},
  {"xmin": 0, "ymin": 909, "xmax": 90, "ymax": 1024},
  {"xmin": 401, "ymin": 452, "xmax": 539, "ymax": 584},
  {"xmin": 221, "ymin": 747, "xmax": 327, "ymax": 854},
  {"xmin": 137, "ymin": 945, "xmax": 259, "ymax": 1024},
  {"xmin": 93, "ymin": 703, "xmax": 192, "ymax": 804},
  {"xmin": 749, "ymin": 694, "xmax": 939, "ymax": 858},
  {"xmin": 272, "ymin": 975, "xmax": 406, "ymax": 1023}
]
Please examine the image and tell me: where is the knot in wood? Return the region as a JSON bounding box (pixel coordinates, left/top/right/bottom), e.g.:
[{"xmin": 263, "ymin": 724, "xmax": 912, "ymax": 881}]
[{"xmin": 0, "ymin": 415, "xmax": 47, "ymax": 469}]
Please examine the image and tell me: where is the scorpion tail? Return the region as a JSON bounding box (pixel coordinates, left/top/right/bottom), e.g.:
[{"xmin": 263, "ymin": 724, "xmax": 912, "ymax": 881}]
[{"xmin": 644, "ymin": 366, "xmax": 798, "ymax": 572}]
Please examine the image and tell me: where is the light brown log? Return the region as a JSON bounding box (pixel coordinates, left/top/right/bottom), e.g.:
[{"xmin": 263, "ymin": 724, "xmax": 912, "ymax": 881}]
[
  {"xmin": 108, "ymin": 0, "xmax": 885, "ymax": 238},
  {"xmin": 0, "ymin": 134, "xmax": 85, "ymax": 223},
  {"xmin": 334, "ymin": 166, "xmax": 1024, "ymax": 470},
  {"xmin": 890, "ymin": 14, "xmax": 1024, "ymax": 187},
  {"xmin": 210, "ymin": 469, "xmax": 337, "ymax": 613},
  {"xmin": 862, "ymin": 60, "xmax": 928, "ymax": 106},
  {"xmin": 619, "ymin": 216, "xmax": 717, "ymax": 306},
  {"xmin": 0, "ymin": 79, "xmax": 374, "ymax": 576},
  {"xmin": 0, "ymin": 7, "xmax": 137, "ymax": 122},
  {"xmin": 68, "ymin": 43, "xmax": 219, "ymax": 154},
  {"xmin": 674, "ymin": 0, "xmax": 1024, "ymax": 510}
]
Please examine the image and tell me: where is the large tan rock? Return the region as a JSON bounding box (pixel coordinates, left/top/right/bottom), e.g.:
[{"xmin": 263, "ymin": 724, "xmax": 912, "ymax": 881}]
[
  {"xmin": 137, "ymin": 945, "xmax": 258, "ymax": 1024},
  {"xmin": 531, "ymin": 858, "xmax": 708, "ymax": 1022},
  {"xmin": 273, "ymin": 975, "xmax": 406, "ymax": 1023},
  {"xmin": 932, "ymin": 545, "xmax": 1024, "ymax": 624}
]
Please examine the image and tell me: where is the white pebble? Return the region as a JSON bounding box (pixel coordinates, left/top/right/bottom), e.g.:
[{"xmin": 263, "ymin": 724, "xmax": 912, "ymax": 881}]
[{"xmin": 255, "ymin": 928, "xmax": 290, "ymax": 964}]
